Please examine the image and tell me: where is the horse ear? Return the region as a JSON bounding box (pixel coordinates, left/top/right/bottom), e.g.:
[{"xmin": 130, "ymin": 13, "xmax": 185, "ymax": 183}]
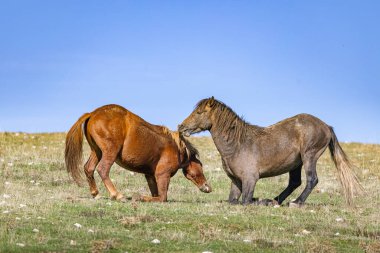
[{"xmin": 207, "ymin": 96, "xmax": 215, "ymax": 107}]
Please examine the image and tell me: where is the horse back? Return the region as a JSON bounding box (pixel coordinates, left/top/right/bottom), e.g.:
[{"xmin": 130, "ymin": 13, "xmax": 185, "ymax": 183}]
[
  {"xmin": 85, "ymin": 104, "xmax": 179, "ymax": 174},
  {"xmin": 248, "ymin": 114, "xmax": 331, "ymax": 177}
]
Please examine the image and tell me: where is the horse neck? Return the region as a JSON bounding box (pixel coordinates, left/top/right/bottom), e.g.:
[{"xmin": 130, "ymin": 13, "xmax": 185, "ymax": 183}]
[{"xmin": 209, "ymin": 109, "xmax": 245, "ymax": 158}]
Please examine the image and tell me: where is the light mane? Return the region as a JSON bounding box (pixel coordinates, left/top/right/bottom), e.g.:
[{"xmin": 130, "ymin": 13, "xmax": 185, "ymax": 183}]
[{"xmin": 195, "ymin": 98, "xmax": 265, "ymax": 144}]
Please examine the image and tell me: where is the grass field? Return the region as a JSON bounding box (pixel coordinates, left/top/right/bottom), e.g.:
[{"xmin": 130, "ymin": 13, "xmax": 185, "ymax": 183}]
[{"xmin": 0, "ymin": 132, "xmax": 379, "ymax": 252}]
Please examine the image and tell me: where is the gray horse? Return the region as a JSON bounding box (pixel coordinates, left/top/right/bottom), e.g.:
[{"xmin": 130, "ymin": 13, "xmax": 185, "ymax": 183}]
[{"xmin": 178, "ymin": 97, "xmax": 362, "ymax": 206}]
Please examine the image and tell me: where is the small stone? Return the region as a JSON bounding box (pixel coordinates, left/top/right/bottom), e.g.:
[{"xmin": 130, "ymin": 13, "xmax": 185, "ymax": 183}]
[
  {"xmin": 214, "ymin": 167, "xmax": 222, "ymax": 172},
  {"xmin": 88, "ymin": 229, "xmax": 94, "ymax": 233},
  {"xmin": 32, "ymin": 228, "xmax": 39, "ymax": 233},
  {"xmin": 74, "ymin": 223, "xmax": 82, "ymax": 228},
  {"xmin": 335, "ymin": 232, "xmax": 340, "ymax": 236},
  {"xmin": 310, "ymin": 210, "xmax": 316, "ymax": 213},
  {"xmin": 70, "ymin": 240, "xmax": 76, "ymax": 245},
  {"xmin": 16, "ymin": 243, "xmax": 25, "ymax": 247},
  {"xmin": 19, "ymin": 204, "xmax": 27, "ymax": 208},
  {"xmin": 151, "ymin": 239, "xmax": 160, "ymax": 244},
  {"xmin": 15, "ymin": 217, "xmax": 21, "ymax": 220},
  {"xmin": 2, "ymin": 210, "xmax": 10, "ymax": 214},
  {"xmin": 202, "ymin": 251, "xmax": 213, "ymax": 253},
  {"xmin": 302, "ymin": 229, "xmax": 311, "ymax": 235},
  {"xmin": 273, "ymin": 204, "xmax": 280, "ymax": 208},
  {"xmin": 4, "ymin": 181, "xmax": 11, "ymax": 185},
  {"xmin": 3, "ymin": 194, "xmax": 11, "ymax": 199},
  {"xmin": 335, "ymin": 217, "xmax": 344, "ymax": 222},
  {"xmin": 243, "ymin": 239, "xmax": 251, "ymax": 243}
]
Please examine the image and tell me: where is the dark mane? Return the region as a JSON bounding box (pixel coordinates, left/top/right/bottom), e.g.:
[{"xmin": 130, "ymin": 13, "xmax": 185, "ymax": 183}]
[
  {"xmin": 180, "ymin": 135, "xmax": 200, "ymax": 159},
  {"xmin": 196, "ymin": 98, "xmax": 264, "ymax": 144},
  {"xmin": 165, "ymin": 130, "xmax": 199, "ymax": 160}
]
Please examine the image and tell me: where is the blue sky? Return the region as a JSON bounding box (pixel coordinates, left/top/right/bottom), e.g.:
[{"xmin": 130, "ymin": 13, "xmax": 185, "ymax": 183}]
[{"xmin": 0, "ymin": 1, "xmax": 379, "ymax": 143}]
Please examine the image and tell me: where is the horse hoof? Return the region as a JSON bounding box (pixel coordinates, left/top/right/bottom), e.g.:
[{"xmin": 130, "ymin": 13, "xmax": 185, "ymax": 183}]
[
  {"xmin": 131, "ymin": 193, "xmax": 143, "ymax": 202},
  {"xmin": 260, "ymin": 199, "xmax": 279, "ymax": 206},
  {"xmin": 117, "ymin": 196, "xmax": 127, "ymax": 203},
  {"xmin": 289, "ymin": 202, "xmax": 303, "ymax": 208},
  {"xmin": 228, "ymin": 199, "xmax": 240, "ymax": 205},
  {"xmin": 94, "ymin": 195, "xmax": 102, "ymax": 200}
]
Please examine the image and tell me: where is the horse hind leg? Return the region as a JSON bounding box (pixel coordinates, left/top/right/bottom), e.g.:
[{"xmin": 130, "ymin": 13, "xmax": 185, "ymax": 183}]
[
  {"xmin": 84, "ymin": 151, "xmax": 100, "ymax": 198},
  {"xmin": 274, "ymin": 164, "xmax": 302, "ymax": 204},
  {"xmin": 96, "ymin": 151, "xmax": 125, "ymax": 201},
  {"xmin": 292, "ymin": 158, "xmax": 318, "ymax": 206}
]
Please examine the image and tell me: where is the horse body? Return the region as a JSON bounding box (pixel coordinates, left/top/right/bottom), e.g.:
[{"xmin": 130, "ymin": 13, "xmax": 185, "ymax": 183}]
[
  {"xmin": 65, "ymin": 104, "xmax": 211, "ymax": 202},
  {"xmin": 179, "ymin": 97, "xmax": 362, "ymax": 206}
]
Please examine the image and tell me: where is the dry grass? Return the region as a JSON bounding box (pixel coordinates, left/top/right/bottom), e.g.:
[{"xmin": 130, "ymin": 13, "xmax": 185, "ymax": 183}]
[{"xmin": 0, "ymin": 132, "xmax": 379, "ymax": 252}]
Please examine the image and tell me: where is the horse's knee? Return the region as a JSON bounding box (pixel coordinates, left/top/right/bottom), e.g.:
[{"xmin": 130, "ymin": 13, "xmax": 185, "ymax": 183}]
[{"xmin": 290, "ymin": 180, "xmax": 302, "ymax": 188}]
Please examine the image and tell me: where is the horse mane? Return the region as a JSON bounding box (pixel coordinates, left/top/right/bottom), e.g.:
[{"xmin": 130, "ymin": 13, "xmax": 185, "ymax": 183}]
[
  {"xmin": 196, "ymin": 98, "xmax": 265, "ymax": 144},
  {"xmin": 161, "ymin": 126, "xmax": 199, "ymax": 160}
]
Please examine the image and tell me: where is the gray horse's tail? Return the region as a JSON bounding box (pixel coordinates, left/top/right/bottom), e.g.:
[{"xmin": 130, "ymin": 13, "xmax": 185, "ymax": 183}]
[{"xmin": 328, "ymin": 127, "xmax": 363, "ymax": 205}]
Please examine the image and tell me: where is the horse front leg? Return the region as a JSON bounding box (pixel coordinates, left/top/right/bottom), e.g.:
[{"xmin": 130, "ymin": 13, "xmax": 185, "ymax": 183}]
[
  {"xmin": 141, "ymin": 172, "xmax": 170, "ymax": 202},
  {"xmin": 145, "ymin": 174, "xmax": 158, "ymax": 197},
  {"xmin": 241, "ymin": 175, "xmax": 259, "ymax": 205},
  {"xmin": 228, "ymin": 178, "xmax": 242, "ymax": 204},
  {"xmin": 224, "ymin": 160, "xmax": 242, "ymax": 204}
]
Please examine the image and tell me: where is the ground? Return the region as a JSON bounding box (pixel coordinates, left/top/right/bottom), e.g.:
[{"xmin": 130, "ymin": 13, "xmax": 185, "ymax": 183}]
[{"xmin": 0, "ymin": 132, "xmax": 379, "ymax": 252}]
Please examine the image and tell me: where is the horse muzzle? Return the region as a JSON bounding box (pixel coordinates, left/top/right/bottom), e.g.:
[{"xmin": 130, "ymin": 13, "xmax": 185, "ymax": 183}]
[{"xmin": 199, "ymin": 182, "xmax": 212, "ymax": 193}]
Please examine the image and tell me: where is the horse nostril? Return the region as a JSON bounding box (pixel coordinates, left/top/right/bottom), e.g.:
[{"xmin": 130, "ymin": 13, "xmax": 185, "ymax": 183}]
[{"xmin": 200, "ymin": 183, "xmax": 212, "ymax": 193}]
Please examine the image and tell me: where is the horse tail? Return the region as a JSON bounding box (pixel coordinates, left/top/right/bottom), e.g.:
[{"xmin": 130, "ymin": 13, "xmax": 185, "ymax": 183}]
[
  {"xmin": 65, "ymin": 113, "xmax": 92, "ymax": 186},
  {"xmin": 328, "ymin": 127, "xmax": 363, "ymax": 205}
]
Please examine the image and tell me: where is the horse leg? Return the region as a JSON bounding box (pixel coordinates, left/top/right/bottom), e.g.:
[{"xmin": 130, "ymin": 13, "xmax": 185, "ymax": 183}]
[
  {"xmin": 228, "ymin": 177, "xmax": 242, "ymax": 204},
  {"xmin": 96, "ymin": 154, "xmax": 125, "ymax": 201},
  {"xmin": 223, "ymin": 160, "xmax": 242, "ymax": 204},
  {"xmin": 84, "ymin": 151, "xmax": 100, "ymax": 198},
  {"xmin": 241, "ymin": 175, "xmax": 259, "ymax": 205},
  {"xmin": 274, "ymin": 164, "xmax": 302, "ymax": 204},
  {"xmin": 141, "ymin": 173, "xmax": 170, "ymax": 202},
  {"xmin": 145, "ymin": 174, "xmax": 158, "ymax": 197},
  {"xmin": 292, "ymin": 159, "xmax": 318, "ymax": 205}
]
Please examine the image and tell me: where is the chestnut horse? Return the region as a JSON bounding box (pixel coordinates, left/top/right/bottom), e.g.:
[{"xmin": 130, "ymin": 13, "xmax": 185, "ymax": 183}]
[
  {"xmin": 179, "ymin": 97, "xmax": 362, "ymax": 206},
  {"xmin": 65, "ymin": 104, "xmax": 211, "ymax": 202}
]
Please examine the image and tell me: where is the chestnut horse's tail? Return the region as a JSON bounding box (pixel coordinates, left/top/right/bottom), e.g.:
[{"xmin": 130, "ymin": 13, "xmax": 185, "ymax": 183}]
[
  {"xmin": 328, "ymin": 127, "xmax": 363, "ymax": 205},
  {"xmin": 65, "ymin": 113, "xmax": 92, "ymax": 186}
]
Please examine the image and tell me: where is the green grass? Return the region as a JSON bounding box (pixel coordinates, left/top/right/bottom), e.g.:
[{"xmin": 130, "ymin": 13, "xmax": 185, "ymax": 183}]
[{"xmin": 0, "ymin": 132, "xmax": 379, "ymax": 252}]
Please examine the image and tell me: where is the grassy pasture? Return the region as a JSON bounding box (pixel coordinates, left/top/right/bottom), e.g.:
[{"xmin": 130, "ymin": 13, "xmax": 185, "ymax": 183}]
[{"xmin": 0, "ymin": 132, "xmax": 379, "ymax": 252}]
